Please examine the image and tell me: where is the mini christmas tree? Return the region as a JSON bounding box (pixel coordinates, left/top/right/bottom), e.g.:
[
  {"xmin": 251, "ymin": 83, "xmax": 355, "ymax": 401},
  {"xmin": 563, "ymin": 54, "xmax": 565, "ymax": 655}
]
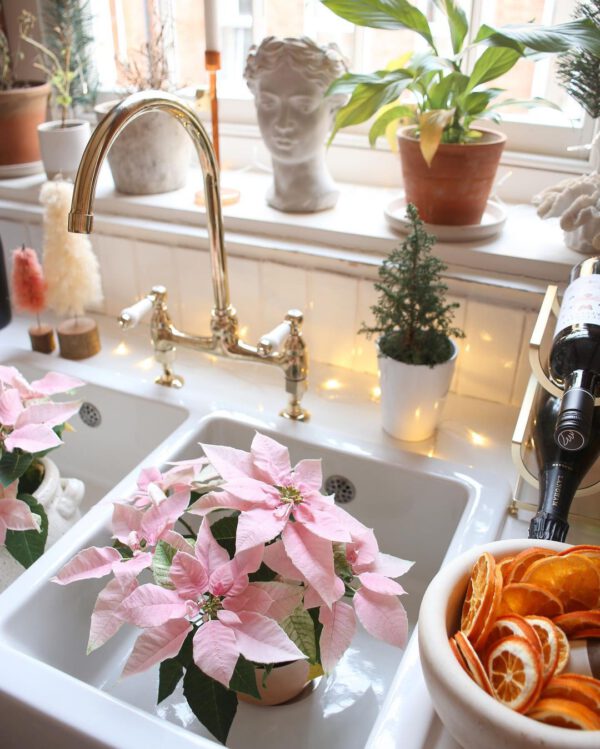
[
  {"xmin": 40, "ymin": 180, "xmax": 103, "ymax": 359},
  {"xmin": 11, "ymin": 244, "xmax": 56, "ymax": 353},
  {"xmin": 360, "ymin": 204, "xmax": 464, "ymax": 367},
  {"xmin": 557, "ymin": 0, "xmax": 600, "ymax": 119}
]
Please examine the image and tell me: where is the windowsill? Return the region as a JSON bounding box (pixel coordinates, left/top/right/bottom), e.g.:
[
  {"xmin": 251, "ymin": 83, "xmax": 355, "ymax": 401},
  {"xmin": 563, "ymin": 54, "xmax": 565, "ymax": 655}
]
[{"xmin": 0, "ymin": 166, "xmax": 584, "ymax": 295}]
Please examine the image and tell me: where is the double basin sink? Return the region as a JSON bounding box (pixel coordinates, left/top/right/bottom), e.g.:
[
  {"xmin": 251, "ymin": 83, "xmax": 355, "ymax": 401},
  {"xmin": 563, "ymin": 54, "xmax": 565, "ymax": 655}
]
[{"xmin": 0, "ymin": 347, "xmax": 511, "ymax": 749}]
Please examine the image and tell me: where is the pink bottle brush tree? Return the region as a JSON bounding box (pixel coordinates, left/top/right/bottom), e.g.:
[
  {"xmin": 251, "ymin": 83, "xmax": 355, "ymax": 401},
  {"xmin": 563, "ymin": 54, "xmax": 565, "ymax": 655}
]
[
  {"xmin": 11, "ymin": 244, "xmax": 56, "ymax": 354},
  {"xmin": 53, "ymin": 432, "xmax": 414, "ymax": 744}
]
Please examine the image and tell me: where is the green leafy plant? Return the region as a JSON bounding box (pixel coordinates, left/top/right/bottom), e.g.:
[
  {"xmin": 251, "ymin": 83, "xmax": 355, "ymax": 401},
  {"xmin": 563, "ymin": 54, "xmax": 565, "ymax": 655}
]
[
  {"xmin": 321, "ymin": 0, "xmax": 600, "ymax": 164},
  {"xmin": 360, "ymin": 203, "xmax": 464, "ymax": 366},
  {"xmin": 557, "ymin": 0, "xmax": 600, "ymax": 118},
  {"xmin": 18, "ymin": 10, "xmax": 79, "ymax": 127}
]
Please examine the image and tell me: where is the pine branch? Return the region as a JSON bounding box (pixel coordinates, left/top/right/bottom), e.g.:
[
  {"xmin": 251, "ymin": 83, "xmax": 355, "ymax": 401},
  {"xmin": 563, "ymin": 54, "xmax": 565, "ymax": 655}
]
[{"xmin": 359, "ymin": 204, "xmax": 465, "ymax": 367}]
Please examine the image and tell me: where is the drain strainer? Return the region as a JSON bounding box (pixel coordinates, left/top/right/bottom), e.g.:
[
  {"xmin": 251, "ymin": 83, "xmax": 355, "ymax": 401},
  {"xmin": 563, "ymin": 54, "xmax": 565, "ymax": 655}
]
[
  {"xmin": 79, "ymin": 402, "xmax": 102, "ymax": 428},
  {"xmin": 324, "ymin": 475, "xmax": 356, "ymax": 504}
]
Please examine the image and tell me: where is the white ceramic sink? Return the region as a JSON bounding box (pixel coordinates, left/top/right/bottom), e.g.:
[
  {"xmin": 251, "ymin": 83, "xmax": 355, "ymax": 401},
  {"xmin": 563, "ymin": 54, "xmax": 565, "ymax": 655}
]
[{"xmin": 0, "ymin": 400, "xmax": 511, "ymax": 749}]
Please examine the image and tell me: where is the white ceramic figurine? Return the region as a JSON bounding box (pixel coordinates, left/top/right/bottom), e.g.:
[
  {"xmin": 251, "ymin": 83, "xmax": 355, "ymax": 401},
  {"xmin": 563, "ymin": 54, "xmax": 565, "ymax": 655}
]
[{"xmin": 244, "ymin": 36, "xmax": 347, "ymax": 213}]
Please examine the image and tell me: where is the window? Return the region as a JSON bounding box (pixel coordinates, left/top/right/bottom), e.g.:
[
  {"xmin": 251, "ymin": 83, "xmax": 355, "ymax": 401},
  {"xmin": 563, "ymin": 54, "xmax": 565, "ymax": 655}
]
[{"xmin": 89, "ymin": 0, "xmax": 594, "ymax": 164}]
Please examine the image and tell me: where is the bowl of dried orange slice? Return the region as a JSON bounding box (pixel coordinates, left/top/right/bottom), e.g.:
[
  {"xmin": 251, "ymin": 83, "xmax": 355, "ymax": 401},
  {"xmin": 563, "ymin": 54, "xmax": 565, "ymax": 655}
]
[{"xmin": 418, "ymin": 539, "xmax": 600, "ymax": 749}]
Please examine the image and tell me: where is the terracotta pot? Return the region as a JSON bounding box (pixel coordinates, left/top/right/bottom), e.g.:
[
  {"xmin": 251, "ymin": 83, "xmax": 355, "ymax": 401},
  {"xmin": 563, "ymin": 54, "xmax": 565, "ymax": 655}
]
[
  {"xmin": 237, "ymin": 660, "xmax": 312, "ymax": 706},
  {"xmin": 0, "ymin": 82, "xmax": 51, "ymax": 177},
  {"xmin": 397, "ymin": 126, "xmax": 506, "ymax": 226}
]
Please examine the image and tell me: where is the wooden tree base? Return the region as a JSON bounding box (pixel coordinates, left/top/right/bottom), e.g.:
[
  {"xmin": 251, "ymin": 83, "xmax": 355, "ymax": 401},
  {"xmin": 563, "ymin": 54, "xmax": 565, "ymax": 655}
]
[
  {"xmin": 28, "ymin": 324, "xmax": 56, "ymax": 354},
  {"xmin": 57, "ymin": 317, "xmax": 101, "ymax": 360}
]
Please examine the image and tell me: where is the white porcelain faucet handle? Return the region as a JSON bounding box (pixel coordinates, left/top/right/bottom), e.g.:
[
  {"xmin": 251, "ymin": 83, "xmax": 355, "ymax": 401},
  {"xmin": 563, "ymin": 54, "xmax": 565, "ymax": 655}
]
[
  {"xmin": 258, "ymin": 320, "xmax": 291, "ymax": 355},
  {"xmin": 119, "ymin": 296, "xmax": 154, "ymax": 330}
]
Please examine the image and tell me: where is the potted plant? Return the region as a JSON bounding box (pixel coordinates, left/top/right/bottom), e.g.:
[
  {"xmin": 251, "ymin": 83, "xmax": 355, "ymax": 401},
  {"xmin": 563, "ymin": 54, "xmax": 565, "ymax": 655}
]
[
  {"xmin": 360, "ymin": 203, "xmax": 465, "ymax": 441},
  {"xmin": 0, "ymin": 366, "xmax": 85, "ymax": 591},
  {"xmin": 53, "ymin": 431, "xmax": 413, "ymax": 744},
  {"xmin": 95, "ymin": 17, "xmax": 191, "ymax": 195},
  {"xmin": 321, "ymin": 0, "xmax": 600, "ymax": 226},
  {"xmin": 18, "ymin": 9, "xmax": 91, "ymax": 181},
  {"xmin": 0, "ymin": 17, "xmax": 50, "ymax": 178}
]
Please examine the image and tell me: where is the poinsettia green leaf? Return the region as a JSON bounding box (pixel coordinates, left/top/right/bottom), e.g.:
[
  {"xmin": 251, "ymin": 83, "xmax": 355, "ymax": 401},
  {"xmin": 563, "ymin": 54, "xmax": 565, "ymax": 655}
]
[
  {"xmin": 4, "ymin": 493, "xmax": 48, "ymax": 568},
  {"xmin": 320, "ymin": 0, "xmax": 434, "ymax": 47},
  {"xmin": 466, "ymin": 47, "xmax": 521, "ymax": 92},
  {"xmin": 183, "ymin": 665, "xmax": 238, "ymax": 744},
  {"xmin": 158, "ymin": 658, "xmax": 184, "ymax": 703},
  {"xmin": 228, "ymin": 655, "xmax": 260, "ymax": 699},
  {"xmin": 433, "ymin": 0, "xmax": 468, "ymax": 54},
  {"xmin": 281, "ymin": 606, "xmax": 318, "ymax": 664},
  {"xmin": 0, "ymin": 450, "xmax": 33, "ymax": 487},
  {"xmin": 152, "ymin": 540, "xmax": 178, "ymax": 588},
  {"xmin": 474, "ymin": 19, "xmax": 600, "ymax": 57}
]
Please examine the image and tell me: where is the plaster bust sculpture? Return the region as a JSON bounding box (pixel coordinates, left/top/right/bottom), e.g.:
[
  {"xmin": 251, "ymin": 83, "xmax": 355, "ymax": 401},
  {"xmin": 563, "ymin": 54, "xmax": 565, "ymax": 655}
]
[{"xmin": 244, "ymin": 36, "xmax": 348, "ymax": 213}]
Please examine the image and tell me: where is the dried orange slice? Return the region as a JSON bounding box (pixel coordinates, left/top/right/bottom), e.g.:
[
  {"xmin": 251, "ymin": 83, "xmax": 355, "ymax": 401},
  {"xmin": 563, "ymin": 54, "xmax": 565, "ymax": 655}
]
[
  {"xmin": 498, "ymin": 556, "xmax": 514, "ymax": 585},
  {"xmin": 570, "ymin": 628, "xmax": 600, "ymax": 639},
  {"xmin": 454, "ymin": 630, "xmax": 493, "ymax": 695},
  {"xmin": 525, "ymin": 616, "xmax": 560, "ymax": 686},
  {"xmin": 558, "ymin": 545, "xmax": 600, "ymax": 558},
  {"xmin": 472, "ymin": 568, "xmax": 504, "ymax": 652},
  {"xmin": 554, "ymin": 626, "xmax": 569, "ymax": 675},
  {"xmin": 507, "ymin": 547, "xmax": 556, "ymax": 584},
  {"xmin": 522, "ymin": 555, "xmax": 600, "ymax": 613},
  {"xmin": 485, "ymin": 615, "xmax": 540, "ymax": 654},
  {"xmin": 554, "ymin": 610, "xmax": 600, "ymax": 637},
  {"xmin": 498, "ymin": 583, "xmax": 564, "ymax": 619},
  {"xmin": 528, "ymin": 697, "xmax": 600, "ymax": 729},
  {"xmin": 485, "ymin": 635, "xmax": 543, "ymax": 713},
  {"xmin": 449, "ymin": 636, "xmax": 469, "ymax": 675},
  {"xmin": 543, "ymin": 674, "xmax": 600, "ymax": 717},
  {"xmin": 461, "ymin": 552, "xmax": 497, "ymax": 645}
]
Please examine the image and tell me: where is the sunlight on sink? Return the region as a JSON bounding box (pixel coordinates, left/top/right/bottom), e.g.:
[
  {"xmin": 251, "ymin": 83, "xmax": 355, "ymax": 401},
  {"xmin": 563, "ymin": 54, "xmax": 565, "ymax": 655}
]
[{"xmin": 0, "ymin": 410, "xmax": 510, "ymax": 749}]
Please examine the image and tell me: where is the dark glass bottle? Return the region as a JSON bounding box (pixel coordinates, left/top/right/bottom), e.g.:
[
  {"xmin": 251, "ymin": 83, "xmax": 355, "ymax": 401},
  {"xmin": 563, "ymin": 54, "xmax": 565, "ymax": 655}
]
[
  {"xmin": 0, "ymin": 235, "xmax": 11, "ymax": 330},
  {"xmin": 529, "ymin": 388, "xmax": 600, "ymax": 541},
  {"xmin": 550, "ymin": 256, "xmax": 600, "ymax": 451}
]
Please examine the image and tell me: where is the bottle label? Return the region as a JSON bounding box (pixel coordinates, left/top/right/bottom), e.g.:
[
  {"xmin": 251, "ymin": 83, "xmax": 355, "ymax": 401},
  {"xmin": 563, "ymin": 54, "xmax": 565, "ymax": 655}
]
[
  {"xmin": 556, "ymin": 429, "xmax": 586, "ymax": 451},
  {"xmin": 555, "ymin": 275, "xmax": 600, "ymax": 335}
]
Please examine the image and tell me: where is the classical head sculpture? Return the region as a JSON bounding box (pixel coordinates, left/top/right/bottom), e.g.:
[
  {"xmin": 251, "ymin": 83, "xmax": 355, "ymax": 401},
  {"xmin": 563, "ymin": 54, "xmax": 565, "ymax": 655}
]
[{"xmin": 244, "ymin": 36, "xmax": 348, "ymax": 213}]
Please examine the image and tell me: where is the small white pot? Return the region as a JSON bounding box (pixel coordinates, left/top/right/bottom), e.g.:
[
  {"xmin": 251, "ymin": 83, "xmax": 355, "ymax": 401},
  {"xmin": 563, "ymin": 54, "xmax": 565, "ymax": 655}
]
[
  {"xmin": 37, "ymin": 119, "xmax": 91, "ymax": 180},
  {"xmin": 378, "ymin": 339, "xmax": 457, "ymax": 441},
  {"xmin": 0, "ymin": 457, "xmax": 84, "ymax": 592}
]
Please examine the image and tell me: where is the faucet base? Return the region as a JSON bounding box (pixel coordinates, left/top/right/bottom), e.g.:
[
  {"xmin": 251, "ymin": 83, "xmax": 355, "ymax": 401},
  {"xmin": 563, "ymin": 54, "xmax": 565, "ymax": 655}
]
[
  {"xmin": 280, "ymin": 402, "xmax": 310, "ymax": 422},
  {"xmin": 155, "ymin": 371, "xmax": 184, "ymax": 389}
]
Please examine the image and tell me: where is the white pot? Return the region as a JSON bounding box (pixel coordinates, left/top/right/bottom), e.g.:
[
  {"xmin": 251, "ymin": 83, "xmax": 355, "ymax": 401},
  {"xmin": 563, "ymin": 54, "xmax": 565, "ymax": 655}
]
[
  {"xmin": 37, "ymin": 119, "xmax": 91, "ymax": 181},
  {"xmin": 0, "ymin": 457, "xmax": 84, "ymax": 592},
  {"xmin": 378, "ymin": 339, "xmax": 457, "ymax": 442},
  {"xmin": 94, "ymin": 100, "xmax": 192, "ymax": 195}
]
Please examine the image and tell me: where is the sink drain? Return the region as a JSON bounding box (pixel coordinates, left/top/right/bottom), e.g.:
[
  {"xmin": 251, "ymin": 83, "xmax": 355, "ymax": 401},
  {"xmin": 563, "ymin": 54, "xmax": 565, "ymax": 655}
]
[
  {"xmin": 79, "ymin": 402, "xmax": 102, "ymax": 428},
  {"xmin": 324, "ymin": 475, "xmax": 356, "ymax": 504}
]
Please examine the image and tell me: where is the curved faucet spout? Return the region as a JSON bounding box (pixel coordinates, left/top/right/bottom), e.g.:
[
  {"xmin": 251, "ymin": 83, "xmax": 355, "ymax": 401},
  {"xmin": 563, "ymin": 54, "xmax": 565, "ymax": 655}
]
[{"xmin": 68, "ymin": 90, "xmax": 230, "ymax": 314}]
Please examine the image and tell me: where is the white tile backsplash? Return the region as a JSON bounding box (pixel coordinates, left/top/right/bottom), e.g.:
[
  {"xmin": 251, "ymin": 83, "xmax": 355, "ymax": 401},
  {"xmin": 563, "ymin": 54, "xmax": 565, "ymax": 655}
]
[
  {"xmin": 4, "ymin": 218, "xmax": 542, "ymax": 408},
  {"xmin": 457, "ymin": 300, "xmax": 524, "ymax": 404}
]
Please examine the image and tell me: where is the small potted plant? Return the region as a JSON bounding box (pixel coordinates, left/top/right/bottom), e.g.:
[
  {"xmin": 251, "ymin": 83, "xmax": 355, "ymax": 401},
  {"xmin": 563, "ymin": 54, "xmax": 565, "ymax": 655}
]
[
  {"xmin": 360, "ymin": 204, "xmax": 465, "ymax": 441},
  {"xmin": 0, "ymin": 366, "xmax": 85, "ymax": 591},
  {"xmin": 321, "ymin": 0, "xmax": 600, "ymax": 226},
  {"xmin": 18, "ymin": 8, "xmax": 92, "ymax": 181},
  {"xmin": 0, "ymin": 17, "xmax": 50, "ymax": 177},
  {"xmin": 53, "ymin": 431, "xmax": 413, "ymax": 744},
  {"xmin": 94, "ymin": 16, "xmax": 191, "ymax": 195}
]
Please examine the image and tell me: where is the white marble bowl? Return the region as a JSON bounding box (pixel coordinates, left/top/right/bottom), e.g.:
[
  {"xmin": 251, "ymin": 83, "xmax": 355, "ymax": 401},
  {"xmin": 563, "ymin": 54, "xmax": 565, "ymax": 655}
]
[{"xmin": 418, "ymin": 538, "xmax": 600, "ymax": 749}]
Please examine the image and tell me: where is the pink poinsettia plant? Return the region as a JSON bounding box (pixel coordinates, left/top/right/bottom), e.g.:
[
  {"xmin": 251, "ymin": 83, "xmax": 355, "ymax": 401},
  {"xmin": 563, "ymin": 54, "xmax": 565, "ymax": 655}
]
[
  {"xmin": 54, "ymin": 433, "xmax": 413, "ymax": 744},
  {"xmin": 0, "ymin": 365, "xmax": 84, "ymax": 567}
]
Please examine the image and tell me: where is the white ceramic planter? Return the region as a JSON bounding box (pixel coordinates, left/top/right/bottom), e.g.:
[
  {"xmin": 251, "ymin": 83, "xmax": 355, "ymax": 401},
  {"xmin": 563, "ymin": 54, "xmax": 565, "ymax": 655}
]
[
  {"xmin": 418, "ymin": 538, "xmax": 600, "ymax": 749},
  {"xmin": 94, "ymin": 100, "xmax": 192, "ymax": 195},
  {"xmin": 37, "ymin": 119, "xmax": 91, "ymax": 180},
  {"xmin": 0, "ymin": 457, "xmax": 84, "ymax": 592},
  {"xmin": 378, "ymin": 339, "xmax": 457, "ymax": 441}
]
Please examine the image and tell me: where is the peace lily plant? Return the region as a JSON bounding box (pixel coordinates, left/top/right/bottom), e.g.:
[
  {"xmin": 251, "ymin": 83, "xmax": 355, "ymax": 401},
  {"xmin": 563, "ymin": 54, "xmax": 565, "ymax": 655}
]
[
  {"xmin": 53, "ymin": 432, "xmax": 413, "ymax": 744},
  {"xmin": 0, "ymin": 366, "xmax": 83, "ymax": 567},
  {"xmin": 322, "ymin": 0, "xmax": 600, "ymax": 164}
]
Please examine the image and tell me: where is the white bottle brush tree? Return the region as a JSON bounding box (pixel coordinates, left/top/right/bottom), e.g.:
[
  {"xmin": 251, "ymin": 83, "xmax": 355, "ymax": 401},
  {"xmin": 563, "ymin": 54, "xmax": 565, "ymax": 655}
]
[{"xmin": 40, "ymin": 180, "xmax": 103, "ymax": 356}]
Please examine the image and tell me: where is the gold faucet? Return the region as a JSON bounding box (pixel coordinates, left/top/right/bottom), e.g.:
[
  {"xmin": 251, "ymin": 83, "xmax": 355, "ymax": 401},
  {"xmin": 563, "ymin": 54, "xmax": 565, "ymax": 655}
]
[{"xmin": 68, "ymin": 90, "xmax": 309, "ymax": 421}]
